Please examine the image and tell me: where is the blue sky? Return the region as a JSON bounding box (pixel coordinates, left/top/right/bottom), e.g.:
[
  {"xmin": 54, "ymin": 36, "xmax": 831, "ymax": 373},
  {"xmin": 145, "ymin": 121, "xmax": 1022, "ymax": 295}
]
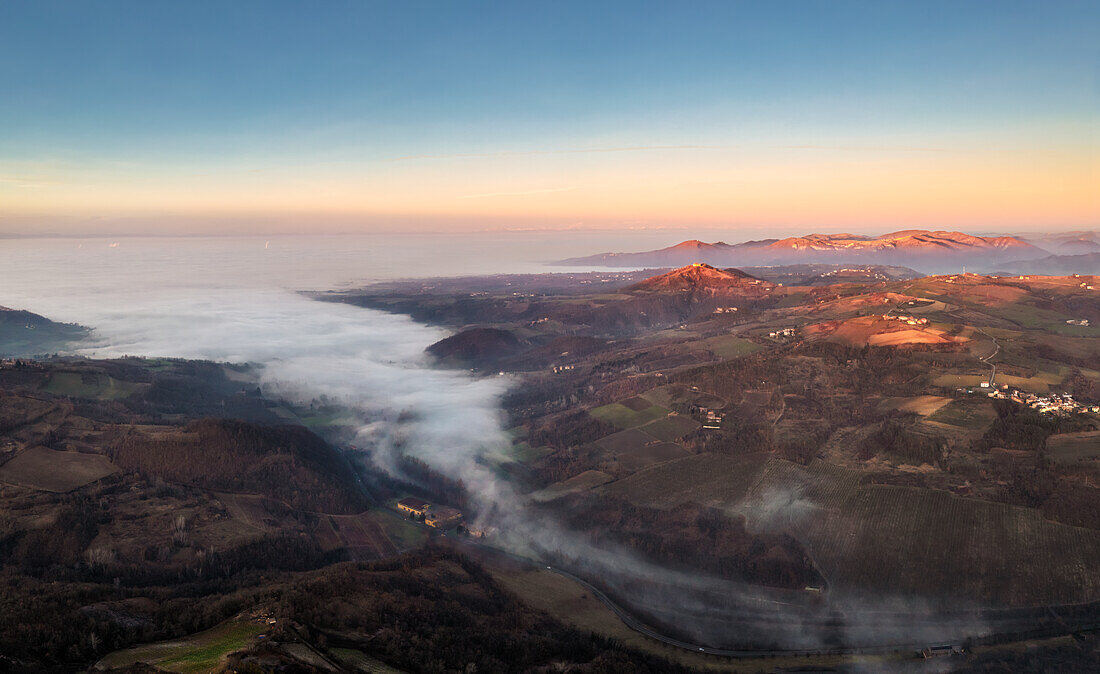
[{"xmin": 1, "ymin": 1, "xmax": 1097, "ymax": 233}]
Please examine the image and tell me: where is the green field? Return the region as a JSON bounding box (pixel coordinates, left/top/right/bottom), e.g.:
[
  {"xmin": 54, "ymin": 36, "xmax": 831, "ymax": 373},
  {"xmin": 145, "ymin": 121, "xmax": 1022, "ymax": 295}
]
[
  {"xmin": 597, "ymin": 452, "xmax": 770, "ymax": 509},
  {"xmin": 532, "ymin": 469, "xmax": 613, "ymax": 502},
  {"xmin": 699, "ymin": 335, "xmax": 762, "ymax": 359},
  {"xmin": 509, "ymin": 441, "xmax": 552, "ymax": 463},
  {"xmin": 612, "ymin": 442, "xmax": 690, "ymax": 471},
  {"xmin": 591, "ymin": 424, "xmax": 692, "ymax": 472},
  {"xmin": 981, "ymin": 302, "xmax": 1083, "ymax": 332},
  {"xmin": 1047, "ymin": 431, "xmax": 1100, "ymax": 465},
  {"xmin": 981, "ymin": 327, "xmax": 1025, "ymax": 339},
  {"xmin": 926, "ymin": 397, "xmax": 997, "ymax": 429},
  {"xmin": 775, "ymin": 291, "xmax": 811, "ymax": 308},
  {"xmin": 877, "ymin": 395, "xmax": 953, "ymax": 417},
  {"xmin": 42, "ymin": 371, "xmax": 144, "ymax": 400},
  {"xmin": 589, "ymin": 402, "xmax": 670, "ymax": 429},
  {"xmin": 0, "ymin": 446, "xmax": 118, "ymax": 492},
  {"xmin": 638, "ymin": 414, "xmax": 700, "ymax": 442},
  {"xmin": 595, "ymin": 428, "xmax": 654, "ymax": 454},
  {"xmin": 992, "ymin": 371, "xmax": 1065, "ymax": 394},
  {"xmin": 376, "ymin": 511, "xmax": 429, "ymax": 549},
  {"xmin": 294, "ymin": 407, "xmax": 355, "ymax": 430},
  {"xmin": 96, "ymin": 617, "xmax": 269, "ymax": 673},
  {"xmin": 329, "ymin": 647, "xmax": 405, "ymax": 673},
  {"xmin": 638, "ymin": 384, "xmax": 725, "ymax": 410},
  {"xmin": 931, "ymin": 373, "xmax": 989, "ymax": 389},
  {"xmin": 140, "ymin": 357, "xmax": 181, "ymax": 370},
  {"xmin": 637, "ymin": 385, "xmax": 679, "ymax": 407}
]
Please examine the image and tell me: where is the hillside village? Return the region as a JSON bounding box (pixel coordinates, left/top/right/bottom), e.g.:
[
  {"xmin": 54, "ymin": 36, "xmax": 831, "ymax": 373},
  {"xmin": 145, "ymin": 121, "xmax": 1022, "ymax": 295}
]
[{"xmin": 977, "ymin": 384, "xmax": 1100, "ymax": 416}]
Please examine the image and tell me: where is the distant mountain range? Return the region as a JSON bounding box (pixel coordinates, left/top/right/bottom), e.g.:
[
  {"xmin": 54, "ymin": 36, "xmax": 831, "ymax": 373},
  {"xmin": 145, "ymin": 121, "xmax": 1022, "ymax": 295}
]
[
  {"xmin": 1018, "ymin": 231, "xmax": 1100, "ymax": 256},
  {"xmin": 993, "ymin": 252, "xmax": 1100, "ymax": 276},
  {"xmin": 559, "ymin": 230, "xmax": 1068, "ymax": 273}
]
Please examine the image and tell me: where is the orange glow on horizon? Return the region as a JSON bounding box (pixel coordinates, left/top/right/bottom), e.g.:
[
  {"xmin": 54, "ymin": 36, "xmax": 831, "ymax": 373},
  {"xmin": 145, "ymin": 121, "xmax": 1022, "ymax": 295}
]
[{"xmin": 1, "ymin": 144, "xmax": 1096, "ymax": 232}]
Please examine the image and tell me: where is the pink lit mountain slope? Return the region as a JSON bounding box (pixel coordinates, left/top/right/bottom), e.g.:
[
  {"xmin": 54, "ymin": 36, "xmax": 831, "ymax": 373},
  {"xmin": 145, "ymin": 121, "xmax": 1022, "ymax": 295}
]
[{"xmin": 559, "ymin": 230, "xmax": 1049, "ymax": 273}]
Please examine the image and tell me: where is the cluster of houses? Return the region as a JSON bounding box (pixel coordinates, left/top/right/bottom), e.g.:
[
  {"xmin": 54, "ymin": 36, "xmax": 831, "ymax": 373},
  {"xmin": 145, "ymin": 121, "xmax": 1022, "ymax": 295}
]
[
  {"xmin": 816, "ymin": 267, "xmax": 890, "ymax": 282},
  {"xmin": 0, "ymin": 358, "xmax": 43, "ymax": 370},
  {"xmin": 883, "ymin": 314, "xmax": 929, "ymax": 326},
  {"xmin": 970, "ymin": 385, "xmax": 1100, "ymax": 416},
  {"xmin": 1066, "ymin": 319, "xmax": 1090, "ymax": 327},
  {"xmin": 712, "ymin": 307, "xmax": 738, "ymax": 314},
  {"xmin": 577, "ymin": 273, "xmax": 639, "ymax": 286},
  {"xmin": 768, "ymin": 327, "xmax": 797, "ymax": 340},
  {"xmin": 551, "ymin": 364, "xmax": 576, "ymax": 374}
]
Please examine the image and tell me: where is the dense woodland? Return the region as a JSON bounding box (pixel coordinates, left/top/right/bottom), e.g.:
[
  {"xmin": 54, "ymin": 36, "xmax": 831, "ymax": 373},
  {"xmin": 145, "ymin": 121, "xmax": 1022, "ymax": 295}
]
[
  {"xmin": 859, "ymin": 415, "xmax": 946, "ymax": 466},
  {"xmin": 108, "ymin": 418, "xmax": 368, "ymax": 514},
  {"xmin": 1, "ymin": 545, "xmax": 692, "ymax": 673},
  {"xmin": 0, "ymin": 535, "xmax": 333, "ymax": 669},
  {"xmin": 264, "ymin": 548, "xmax": 694, "ymax": 674},
  {"xmin": 551, "ymin": 495, "xmax": 823, "ymax": 590}
]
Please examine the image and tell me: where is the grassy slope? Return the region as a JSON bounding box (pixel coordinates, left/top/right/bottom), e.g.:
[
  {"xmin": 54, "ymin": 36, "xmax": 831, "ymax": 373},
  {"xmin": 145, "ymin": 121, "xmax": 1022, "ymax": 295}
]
[
  {"xmin": 590, "ymin": 402, "xmax": 671, "ymax": 429},
  {"xmin": 96, "ymin": 618, "xmax": 269, "ymax": 673}
]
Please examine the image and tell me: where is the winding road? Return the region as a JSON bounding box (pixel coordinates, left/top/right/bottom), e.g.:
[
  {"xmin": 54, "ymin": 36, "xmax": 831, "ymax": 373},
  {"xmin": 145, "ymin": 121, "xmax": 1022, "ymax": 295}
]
[{"xmin": 974, "ymin": 326, "xmax": 1000, "ymax": 387}]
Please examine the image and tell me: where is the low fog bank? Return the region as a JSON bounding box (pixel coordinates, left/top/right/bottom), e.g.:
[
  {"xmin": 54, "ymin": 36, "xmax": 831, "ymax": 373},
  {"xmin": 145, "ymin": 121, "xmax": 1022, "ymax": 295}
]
[{"xmin": 0, "ymin": 237, "xmax": 999, "ymax": 652}]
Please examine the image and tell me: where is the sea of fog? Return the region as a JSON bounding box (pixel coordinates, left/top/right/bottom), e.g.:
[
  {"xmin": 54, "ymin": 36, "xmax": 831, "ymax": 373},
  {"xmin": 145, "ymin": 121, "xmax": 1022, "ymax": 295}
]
[
  {"xmin": 0, "ymin": 231, "xmax": 658, "ymax": 516},
  {"xmin": 0, "ymin": 232, "xmax": 992, "ymax": 652}
]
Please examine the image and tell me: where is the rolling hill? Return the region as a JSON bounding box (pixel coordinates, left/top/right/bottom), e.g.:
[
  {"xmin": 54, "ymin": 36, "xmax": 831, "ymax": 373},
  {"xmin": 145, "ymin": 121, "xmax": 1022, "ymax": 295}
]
[
  {"xmin": 0, "ymin": 306, "xmax": 87, "ymax": 357},
  {"xmin": 427, "ymin": 327, "xmax": 525, "ymax": 367},
  {"xmin": 624, "ymin": 263, "xmax": 773, "ymax": 297}
]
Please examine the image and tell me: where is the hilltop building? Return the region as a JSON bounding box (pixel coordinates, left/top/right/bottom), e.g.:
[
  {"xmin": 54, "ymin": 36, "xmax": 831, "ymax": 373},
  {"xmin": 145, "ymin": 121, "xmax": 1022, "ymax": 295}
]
[{"xmin": 397, "ymin": 497, "xmax": 431, "ymax": 517}]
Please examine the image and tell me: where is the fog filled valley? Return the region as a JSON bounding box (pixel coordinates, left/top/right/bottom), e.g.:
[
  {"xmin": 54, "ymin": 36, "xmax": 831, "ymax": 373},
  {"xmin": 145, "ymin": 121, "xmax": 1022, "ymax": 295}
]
[
  {"xmin": 9, "ymin": 0, "xmax": 1100, "ymax": 668},
  {"xmin": 3, "ymin": 234, "xmax": 1100, "ymax": 672}
]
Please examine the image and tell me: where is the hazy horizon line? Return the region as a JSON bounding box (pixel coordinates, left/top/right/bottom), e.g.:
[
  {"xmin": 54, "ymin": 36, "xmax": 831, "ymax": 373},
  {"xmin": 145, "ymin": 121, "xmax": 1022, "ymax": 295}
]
[{"xmin": 2, "ymin": 224, "xmax": 1095, "ymax": 243}]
